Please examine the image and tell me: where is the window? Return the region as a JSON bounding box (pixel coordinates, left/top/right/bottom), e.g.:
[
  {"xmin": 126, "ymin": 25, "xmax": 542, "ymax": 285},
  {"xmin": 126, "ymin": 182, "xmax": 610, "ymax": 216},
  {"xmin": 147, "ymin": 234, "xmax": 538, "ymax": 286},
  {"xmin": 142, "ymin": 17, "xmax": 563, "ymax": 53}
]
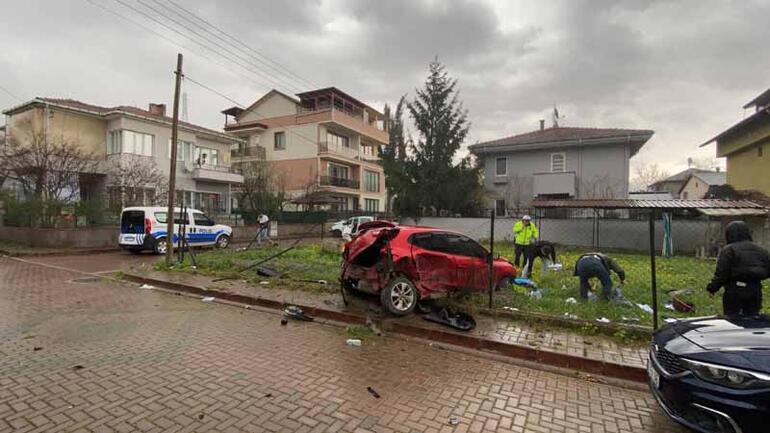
[
  {"xmin": 154, "ymin": 212, "xmax": 189, "ymax": 224},
  {"xmin": 192, "ymin": 212, "xmax": 215, "ymax": 226},
  {"xmin": 550, "ymin": 153, "xmax": 566, "ymax": 172},
  {"xmin": 495, "ymin": 157, "xmax": 507, "ymax": 176},
  {"xmin": 195, "ymin": 147, "xmax": 219, "ymax": 167},
  {"xmin": 274, "ymin": 131, "xmax": 286, "ymax": 150},
  {"xmin": 495, "ymin": 199, "xmax": 506, "ymax": 216},
  {"xmin": 682, "ymin": 191, "xmax": 689, "ymax": 199},
  {"xmin": 328, "ymin": 163, "xmax": 349, "ymax": 179},
  {"xmin": 445, "ymin": 234, "xmax": 488, "ymax": 259},
  {"xmin": 364, "ymin": 171, "xmax": 380, "ymax": 192},
  {"xmin": 326, "ymin": 131, "xmax": 349, "ymax": 149},
  {"xmin": 364, "ymin": 199, "xmax": 379, "ymax": 212},
  {"xmin": 168, "ymin": 140, "xmax": 194, "ymax": 161},
  {"xmin": 107, "ymin": 130, "xmax": 154, "ymax": 156}
]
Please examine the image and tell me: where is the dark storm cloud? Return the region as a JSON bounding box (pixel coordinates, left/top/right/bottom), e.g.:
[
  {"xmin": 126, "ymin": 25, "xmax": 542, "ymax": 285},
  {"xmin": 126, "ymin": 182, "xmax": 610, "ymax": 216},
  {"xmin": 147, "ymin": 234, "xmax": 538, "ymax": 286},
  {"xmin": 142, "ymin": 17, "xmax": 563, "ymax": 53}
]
[{"xmin": 1, "ymin": 0, "xmax": 769, "ymax": 172}]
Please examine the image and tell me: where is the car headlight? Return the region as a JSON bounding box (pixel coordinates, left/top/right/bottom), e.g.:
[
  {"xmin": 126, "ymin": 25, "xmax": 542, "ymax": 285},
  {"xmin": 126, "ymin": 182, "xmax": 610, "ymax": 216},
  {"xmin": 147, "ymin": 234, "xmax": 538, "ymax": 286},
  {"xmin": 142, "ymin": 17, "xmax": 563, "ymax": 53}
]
[{"xmin": 683, "ymin": 358, "xmax": 770, "ymax": 389}]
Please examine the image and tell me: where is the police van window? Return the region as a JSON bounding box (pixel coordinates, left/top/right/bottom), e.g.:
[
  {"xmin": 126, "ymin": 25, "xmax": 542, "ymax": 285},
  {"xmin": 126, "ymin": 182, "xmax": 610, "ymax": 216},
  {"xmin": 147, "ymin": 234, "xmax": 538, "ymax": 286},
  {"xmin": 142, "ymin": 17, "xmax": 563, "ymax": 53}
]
[
  {"xmin": 193, "ymin": 212, "xmax": 214, "ymax": 226},
  {"xmin": 155, "ymin": 212, "xmax": 189, "ymax": 224}
]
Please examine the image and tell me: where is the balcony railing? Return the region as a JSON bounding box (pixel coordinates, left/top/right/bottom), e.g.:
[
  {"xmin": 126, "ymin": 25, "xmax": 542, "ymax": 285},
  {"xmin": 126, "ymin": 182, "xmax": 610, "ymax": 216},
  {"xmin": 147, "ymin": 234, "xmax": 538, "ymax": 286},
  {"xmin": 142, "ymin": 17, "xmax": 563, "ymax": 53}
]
[
  {"xmin": 231, "ymin": 146, "xmax": 266, "ymax": 159},
  {"xmin": 318, "ymin": 142, "xmax": 381, "ymax": 164},
  {"xmin": 192, "ymin": 164, "xmax": 245, "ymax": 184},
  {"xmin": 319, "ymin": 176, "xmax": 360, "ymax": 189}
]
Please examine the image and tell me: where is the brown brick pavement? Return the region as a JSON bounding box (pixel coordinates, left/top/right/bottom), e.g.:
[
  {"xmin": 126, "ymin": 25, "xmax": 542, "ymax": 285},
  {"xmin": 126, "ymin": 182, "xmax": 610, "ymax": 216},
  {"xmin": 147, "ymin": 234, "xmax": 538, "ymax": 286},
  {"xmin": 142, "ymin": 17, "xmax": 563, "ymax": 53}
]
[{"xmin": 0, "ymin": 256, "xmax": 686, "ymax": 432}]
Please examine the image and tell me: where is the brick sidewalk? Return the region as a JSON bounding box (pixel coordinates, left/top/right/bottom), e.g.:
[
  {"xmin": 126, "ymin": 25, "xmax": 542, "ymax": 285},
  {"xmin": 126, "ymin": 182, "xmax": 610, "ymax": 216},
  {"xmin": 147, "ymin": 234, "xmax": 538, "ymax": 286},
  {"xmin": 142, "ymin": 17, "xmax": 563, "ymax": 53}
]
[{"xmin": 0, "ymin": 255, "xmax": 685, "ymax": 432}]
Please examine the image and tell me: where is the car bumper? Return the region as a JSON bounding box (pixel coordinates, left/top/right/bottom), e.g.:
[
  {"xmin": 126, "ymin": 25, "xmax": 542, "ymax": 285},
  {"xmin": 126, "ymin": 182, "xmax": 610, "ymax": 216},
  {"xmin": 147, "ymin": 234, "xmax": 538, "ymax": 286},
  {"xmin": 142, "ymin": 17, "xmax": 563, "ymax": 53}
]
[{"xmin": 648, "ymin": 355, "xmax": 766, "ymax": 433}]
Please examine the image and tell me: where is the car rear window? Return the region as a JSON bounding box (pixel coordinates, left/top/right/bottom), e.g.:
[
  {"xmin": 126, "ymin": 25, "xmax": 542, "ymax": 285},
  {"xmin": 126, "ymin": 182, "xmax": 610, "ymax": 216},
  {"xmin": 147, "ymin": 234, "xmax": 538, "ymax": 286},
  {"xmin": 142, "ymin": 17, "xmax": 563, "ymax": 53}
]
[
  {"xmin": 120, "ymin": 211, "xmax": 145, "ymax": 234},
  {"xmin": 154, "ymin": 212, "xmax": 189, "ymax": 225}
]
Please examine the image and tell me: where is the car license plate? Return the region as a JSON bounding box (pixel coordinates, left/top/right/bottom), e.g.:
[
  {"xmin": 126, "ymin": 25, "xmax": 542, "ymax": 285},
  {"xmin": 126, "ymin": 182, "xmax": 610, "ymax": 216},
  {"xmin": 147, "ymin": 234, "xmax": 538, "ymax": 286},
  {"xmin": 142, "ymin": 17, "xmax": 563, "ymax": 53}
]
[
  {"xmin": 648, "ymin": 360, "xmax": 660, "ymax": 389},
  {"xmin": 121, "ymin": 235, "xmax": 136, "ymax": 244}
]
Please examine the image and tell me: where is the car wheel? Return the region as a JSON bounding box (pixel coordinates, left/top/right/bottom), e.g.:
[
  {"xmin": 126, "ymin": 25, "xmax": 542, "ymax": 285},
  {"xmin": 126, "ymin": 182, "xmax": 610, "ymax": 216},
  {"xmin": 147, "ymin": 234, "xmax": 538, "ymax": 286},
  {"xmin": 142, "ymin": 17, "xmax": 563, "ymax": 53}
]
[
  {"xmin": 154, "ymin": 237, "xmax": 168, "ymax": 255},
  {"xmin": 380, "ymin": 276, "xmax": 418, "ymax": 316},
  {"xmin": 497, "ymin": 276, "xmax": 513, "ymax": 291},
  {"xmin": 215, "ymin": 234, "xmax": 230, "ymax": 249}
]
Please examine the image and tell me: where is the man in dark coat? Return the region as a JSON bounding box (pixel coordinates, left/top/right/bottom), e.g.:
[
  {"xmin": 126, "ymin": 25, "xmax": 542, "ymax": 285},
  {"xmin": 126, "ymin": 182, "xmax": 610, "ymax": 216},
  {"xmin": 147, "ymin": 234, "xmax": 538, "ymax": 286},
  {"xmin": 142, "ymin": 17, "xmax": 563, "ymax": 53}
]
[
  {"xmin": 574, "ymin": 253, "xmax": 626, "ymax": 300},
  {"xmin": 706, "ymin": 221, "xmax": 770, "ymax": 316}
]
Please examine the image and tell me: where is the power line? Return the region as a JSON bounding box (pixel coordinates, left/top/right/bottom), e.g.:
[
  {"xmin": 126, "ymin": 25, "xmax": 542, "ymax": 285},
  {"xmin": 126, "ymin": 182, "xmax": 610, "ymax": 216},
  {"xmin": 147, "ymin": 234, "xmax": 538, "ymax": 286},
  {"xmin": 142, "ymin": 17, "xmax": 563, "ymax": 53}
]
[
  {"xmin": 184, "ymin": 75, "xmax": 247, "ymax": 108},
  {"xmin": 129, "ymin": 0, "xmax": 304, "ymax": 94},
  {"xmin": 108, "ymin": 0, "xmax": 296, "ymax": 93},
  {"xmin": 85, "ymin": 0, "xmax": 276, "ymax": 91},
  {"xmin": 0, "ymin": 84, "xmax": 24, "ymax": 103},
  {"xmin": 162, "ymin": 0, "xmax": 318, "ymax": 90}
]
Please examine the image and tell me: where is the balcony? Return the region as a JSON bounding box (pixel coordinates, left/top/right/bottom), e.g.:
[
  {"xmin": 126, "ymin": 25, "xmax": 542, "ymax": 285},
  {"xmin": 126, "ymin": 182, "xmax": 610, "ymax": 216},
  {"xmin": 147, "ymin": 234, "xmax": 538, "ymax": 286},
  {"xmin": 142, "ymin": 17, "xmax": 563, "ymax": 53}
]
[
  {"xmin": 296, "ymin": 108, "xmax": 388, "ymax": 144},
  {"xmin": 231, "ymin": 146, "xmax": 266, "ymax": 160},
  {"xmin": 192, "ymin": 164, "xmax": 244, "ymax": 184},
  {"xmin": 318, "ymin": 142, "xmax": 381, "ymax": 165},
  {"xmin": 533, "ymin": 171, "xmax": 576, "ymax": 197},
  {"xmin": 319, "ymin": 175, "xmax": 360, "ymax": 190}
]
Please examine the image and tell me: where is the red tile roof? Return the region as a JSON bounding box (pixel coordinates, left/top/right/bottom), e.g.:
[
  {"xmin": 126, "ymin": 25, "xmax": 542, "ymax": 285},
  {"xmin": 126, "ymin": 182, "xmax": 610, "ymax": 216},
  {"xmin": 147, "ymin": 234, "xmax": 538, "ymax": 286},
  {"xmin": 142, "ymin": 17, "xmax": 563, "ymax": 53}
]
[{"xmin": 471, "ymin": 126, "xmax": 654, "ymax": 150}]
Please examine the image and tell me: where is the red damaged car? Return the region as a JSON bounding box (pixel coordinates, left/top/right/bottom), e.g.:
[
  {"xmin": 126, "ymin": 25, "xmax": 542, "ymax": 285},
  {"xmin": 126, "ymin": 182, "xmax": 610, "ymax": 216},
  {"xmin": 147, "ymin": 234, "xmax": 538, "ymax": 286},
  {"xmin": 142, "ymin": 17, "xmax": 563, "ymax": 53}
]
[{"xmin": 341, "ymin": 222, "xmax": 517, "ymax": 316}]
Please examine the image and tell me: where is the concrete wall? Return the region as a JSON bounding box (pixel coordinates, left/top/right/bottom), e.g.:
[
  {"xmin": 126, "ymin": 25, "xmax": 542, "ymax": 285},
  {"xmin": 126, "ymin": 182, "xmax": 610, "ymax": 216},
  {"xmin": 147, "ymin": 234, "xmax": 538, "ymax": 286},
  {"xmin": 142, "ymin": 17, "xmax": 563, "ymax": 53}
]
[
  {"xmin": 238, "ymin": 92, "xmax": 298, "ymax": 123},
  {"xmin": 0, "ymin": 226, "xmax": 118, "ymax": 248},
  {"xmin": 483, "ymin": 144, "xmax": 630, "ymax": 209},
  {"xmin": 400, "ymin": 216, "xmax": 726, "ymax": 254},
  {"xmin": 679, "ymin": 176, "xmax": 711, "ymax": 200},
  {"xmin": 726, "ymin": 140, "xmax": 770, "ymax": 196},
  {"xmin": 8, "ymin": 107, "xmax": 107, "ymax": 155}
]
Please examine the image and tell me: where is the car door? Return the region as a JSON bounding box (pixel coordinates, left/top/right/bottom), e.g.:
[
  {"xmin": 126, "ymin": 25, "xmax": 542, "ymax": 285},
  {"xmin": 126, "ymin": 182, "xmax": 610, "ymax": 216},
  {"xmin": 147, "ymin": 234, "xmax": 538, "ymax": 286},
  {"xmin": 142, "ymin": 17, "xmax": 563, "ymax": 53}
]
[
  {"xmin": 189, "ymin": 211, "xmax": 217, "ymax": 246},
  {"xmin": 447, "ymin": 234, "xmax": 490, "ymax": 290},
  {"xmin": 410, "ymin": 232, "xmax": 457, "ymax": 293}
]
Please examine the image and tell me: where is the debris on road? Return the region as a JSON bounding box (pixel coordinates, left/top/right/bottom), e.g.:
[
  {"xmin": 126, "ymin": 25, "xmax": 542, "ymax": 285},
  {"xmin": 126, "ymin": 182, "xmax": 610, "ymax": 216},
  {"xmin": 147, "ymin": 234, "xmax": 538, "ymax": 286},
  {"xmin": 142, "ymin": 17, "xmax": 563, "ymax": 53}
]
[
  {"xmin": 672, "ymin": 295, "xmax": 695, "ymax": 313},
  {"xmin": 139, "ymin": 284, "xmax": 155, "ymax": 290},
  {"xmin": 33, "ymin": 346, "xmax": 43, "ymax": 351},
  {"xmin": 448, "ymin": 416, "xmax": 460, "ymax": 426},
  {"xmin": 280, "ymin": 318, "xmax": 288, "ymax": 326},
  {"xmin": 259, "ymin": 281, "xmax": 270, "ymax": 285},
  {"xmin": 71, "ymin": 365, "xmax": 84, "ymax": 371},
  {"xmin": 201, "ymin": 297, "xmax": 215, "ymax": 302},
  {"xmin": 565, "ymin": 297, "xmax": 577, "ymax": 304},
  {"xmin": 636, "ymin": 303, "xmax": 654, "ymax": 314},
  {"xmin": 423, "ymin": 307, "xmax": 476, "ymax": 331},
  {"xmin": 256, "ymin": 266, "xmax": 279, "ymax": 277},
  {"xmin": 283, "ymin": 305, "xmax": 314, "ymax": 321},
  {"xmin": 502, "ymin": 306, "xmax": 519, "ymax": 312},
  {"xmin": 366, "ymin": 386, "xmax": 381, "ymax": 398},
  {"xmin": 346, "ymin": 339, "xmax": 362, "ymax": 347},
  {"xmin": 596, "ymin": 317, "xmax": 611, "ymax": 324},
  {"xmin": 621, "ymin": 316, "xmax": 640, "ymax": 324},
  {"xmin": 563, "ymin": 313, "xmax": 579, "ymax": 320},
  {"xmin": 299, "ymin": 279, "xmax": 328, "ymax": 285},
  {"xmin": 664, "ymin": 302, "xmax": 675, "ymax": 311}
]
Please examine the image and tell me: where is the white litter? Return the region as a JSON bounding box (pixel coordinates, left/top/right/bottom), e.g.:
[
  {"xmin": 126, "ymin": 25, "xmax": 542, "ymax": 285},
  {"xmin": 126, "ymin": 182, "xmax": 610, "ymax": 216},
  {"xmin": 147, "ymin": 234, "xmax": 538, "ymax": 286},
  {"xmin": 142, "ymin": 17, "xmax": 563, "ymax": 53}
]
[
  {"xmin": 565, "ymin": 297, "xmax": 577, "ymax": 304},
  {"xmin": 139, "ymin": 284, "xmax": 155, "ymax": 290},
  {"xmin": 664, "ymin": 303, "xmax": 675, "ymax": 311},
  {"xmin": 448, "ymin": 417, "xmax": 460, "ymax": 426},
  {"xmin": 318, "ymin": 280, "xmax": 328, "ymax": 285},
  {"xmin": 502, "ymin": 306, "xmax": 519, "ymax": 312},
  {"xmin": 528, "ymin": 289, "xmax": 543, "ymax": 300},
  {"xmin": 259, "ymin": 281, "xmax": 270, "ymax": 285},
  {"xmin": 346, "ymin": 339, "xmax": 362, "ymax": 347},
  {"xmin": 201, "ymin": 297, "xmax": 215, "ymax": 302},
  {"xmin": 636, "ymin": 303, "xmax": 654, "ymax": 314},
  {"xmin": 596, "ymin": 317, "xmax": 611, "ymax": 324},
  {"xmin": 664, "ymin": 318, "xmax": 679, "ymax": 324},
  {"xmin": 548, "ymin": 263, "xmax": 563, "ymax": 271},
  {"xmin": 564, "ymin": 313, "xmax": 579, "ymax": 320}
]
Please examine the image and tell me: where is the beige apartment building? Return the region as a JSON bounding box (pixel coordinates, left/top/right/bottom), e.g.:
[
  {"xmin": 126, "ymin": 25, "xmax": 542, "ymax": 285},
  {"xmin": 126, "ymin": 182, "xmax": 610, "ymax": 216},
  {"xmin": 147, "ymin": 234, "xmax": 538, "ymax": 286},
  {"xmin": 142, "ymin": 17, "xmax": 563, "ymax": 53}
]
[
  {"xmin": 223, "ymin": 87, "xmax": 388, "ymax": 212},
  {"xmin": 3, "ymin": 98, "xmax": 244, "ymax": 213}
]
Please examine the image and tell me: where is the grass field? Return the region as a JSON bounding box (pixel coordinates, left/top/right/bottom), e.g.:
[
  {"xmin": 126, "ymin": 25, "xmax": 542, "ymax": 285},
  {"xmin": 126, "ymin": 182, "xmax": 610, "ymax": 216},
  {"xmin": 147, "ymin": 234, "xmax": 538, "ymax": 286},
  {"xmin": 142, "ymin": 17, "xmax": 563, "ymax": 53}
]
[{"xmin": 162, "ymin": 241, "xmax": 770, "ymax": 327}]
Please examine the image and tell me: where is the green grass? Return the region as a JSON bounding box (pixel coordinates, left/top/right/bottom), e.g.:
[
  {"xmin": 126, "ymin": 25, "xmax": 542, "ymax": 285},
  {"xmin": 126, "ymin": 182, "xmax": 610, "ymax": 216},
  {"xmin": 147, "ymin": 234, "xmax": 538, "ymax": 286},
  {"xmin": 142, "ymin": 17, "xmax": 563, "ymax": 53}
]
[
  {"xmin": 157, "ymin": 244, "xmax": 342, "ymax": 294},
  {"xmin": 483, "ymin": 243, "xmax": 770, "ymax": 327},
  {"xmin": 160, "ymin": 241, "xmax": 770, "ymax": 329}
]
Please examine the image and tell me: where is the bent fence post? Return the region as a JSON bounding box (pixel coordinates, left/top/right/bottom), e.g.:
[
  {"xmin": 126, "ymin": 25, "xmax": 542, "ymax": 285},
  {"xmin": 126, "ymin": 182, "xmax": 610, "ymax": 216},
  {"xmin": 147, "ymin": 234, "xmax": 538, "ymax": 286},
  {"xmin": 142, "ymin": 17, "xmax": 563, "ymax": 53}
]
[
  {"xmin": 488, "ymin": 209, "xmax": 495, "ymax": 309},
  {"xmin": 649, "ymin": 210, "xmax": 659, "ymax": 330}
]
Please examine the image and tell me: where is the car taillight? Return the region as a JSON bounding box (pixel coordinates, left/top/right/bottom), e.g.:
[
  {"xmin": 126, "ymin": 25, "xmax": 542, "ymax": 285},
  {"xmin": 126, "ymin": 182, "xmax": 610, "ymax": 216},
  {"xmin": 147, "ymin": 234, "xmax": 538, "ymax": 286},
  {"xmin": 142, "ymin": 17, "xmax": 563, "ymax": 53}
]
[{"xmin": 144, "ymin": 217, "xmax": 152, "ymax": 235}]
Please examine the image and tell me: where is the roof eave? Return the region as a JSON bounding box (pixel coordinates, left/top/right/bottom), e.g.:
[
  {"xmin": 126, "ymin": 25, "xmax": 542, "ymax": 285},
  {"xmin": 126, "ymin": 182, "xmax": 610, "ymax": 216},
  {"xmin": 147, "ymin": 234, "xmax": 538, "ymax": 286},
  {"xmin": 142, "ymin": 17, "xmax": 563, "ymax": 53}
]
[{"xmin": 470, "ymin": 133, "xmax": 653, "ymax": 155}]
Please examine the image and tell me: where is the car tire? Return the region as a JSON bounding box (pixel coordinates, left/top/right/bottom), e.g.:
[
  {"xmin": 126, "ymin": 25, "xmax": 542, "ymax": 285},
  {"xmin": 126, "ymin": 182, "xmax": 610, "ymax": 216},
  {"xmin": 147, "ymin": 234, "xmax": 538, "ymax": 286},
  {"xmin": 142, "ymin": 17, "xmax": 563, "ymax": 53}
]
[
  {"xmin": 154, "ymin": 237, "xmax": 168, "ymax": 255},
  {"xmin": 215, "ymin": 234, "xmax": 230, "ymax": 249},
  {"xmin": 380, "ymin": 276, "xmax": 418, "ymax": 316}
]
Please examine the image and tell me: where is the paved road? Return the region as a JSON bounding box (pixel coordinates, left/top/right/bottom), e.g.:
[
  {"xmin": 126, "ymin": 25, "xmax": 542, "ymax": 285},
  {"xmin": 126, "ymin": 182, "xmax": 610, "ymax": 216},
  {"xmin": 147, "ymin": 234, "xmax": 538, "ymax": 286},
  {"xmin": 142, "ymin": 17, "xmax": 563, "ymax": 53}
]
[{"xmin": 0, "ymin": 255, "xmax": 685, "ymax": 432}]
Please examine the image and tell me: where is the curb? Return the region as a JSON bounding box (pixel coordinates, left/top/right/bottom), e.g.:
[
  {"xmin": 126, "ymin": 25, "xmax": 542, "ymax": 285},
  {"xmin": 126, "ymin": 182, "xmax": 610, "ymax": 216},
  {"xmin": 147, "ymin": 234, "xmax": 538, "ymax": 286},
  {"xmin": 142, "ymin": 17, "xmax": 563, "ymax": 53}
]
[
  {"xmin": 124, "ymin": 272, "xmax": 649, "ymax": 384},
  {"xmin": 0, "ymin": 247, "xmax": 121, "ymax": 257}
]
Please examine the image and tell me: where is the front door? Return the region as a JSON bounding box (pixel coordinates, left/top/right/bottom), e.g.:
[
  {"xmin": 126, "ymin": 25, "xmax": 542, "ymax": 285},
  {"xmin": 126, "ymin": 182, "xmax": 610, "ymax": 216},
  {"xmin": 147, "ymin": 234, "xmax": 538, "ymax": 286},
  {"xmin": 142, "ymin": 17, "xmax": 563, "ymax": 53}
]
[
  {"xmin": 446, "ymin": 234, "xmax": 490, "ymax": 290},
  {"xmin": 189, "ymin": 211, "xmax": 217, "ymax": 246},
  {"xmin": 410, "ymin": 232, "xmax": 457, "ymax": 294}
]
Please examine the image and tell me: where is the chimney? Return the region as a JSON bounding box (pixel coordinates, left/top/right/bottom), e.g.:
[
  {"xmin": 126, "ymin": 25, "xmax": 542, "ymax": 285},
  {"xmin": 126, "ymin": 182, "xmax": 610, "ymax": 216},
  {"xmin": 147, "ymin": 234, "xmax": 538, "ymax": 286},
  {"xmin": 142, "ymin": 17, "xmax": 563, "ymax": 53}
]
[
  {"xmin": 148, "ymin": 103, "xmax": 166, "ymax": 117},
  {"xmin": 539, "ymin": 119, "xmax": 545, "ymax": 131},
  {"xmin": 716, "ymin": 166, "xmax": 721, "ymax": 173}
]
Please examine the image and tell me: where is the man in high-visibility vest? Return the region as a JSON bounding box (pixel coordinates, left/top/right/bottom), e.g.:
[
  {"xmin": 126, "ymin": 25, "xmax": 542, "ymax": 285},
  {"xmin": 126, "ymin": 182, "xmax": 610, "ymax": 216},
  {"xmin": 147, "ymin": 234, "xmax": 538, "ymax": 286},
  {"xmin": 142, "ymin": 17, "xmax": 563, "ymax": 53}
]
[{"xmin": 513, "ymin": 215, "xmax": 538, "ymax": 273}]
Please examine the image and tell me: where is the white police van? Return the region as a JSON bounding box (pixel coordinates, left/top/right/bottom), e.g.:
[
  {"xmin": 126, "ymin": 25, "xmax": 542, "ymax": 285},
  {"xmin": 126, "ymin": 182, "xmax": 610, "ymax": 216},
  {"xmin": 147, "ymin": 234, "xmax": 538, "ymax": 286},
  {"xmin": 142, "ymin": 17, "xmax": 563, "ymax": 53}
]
[{"xmin": 118, "ymin": 206, "xmax": 233, "ymax": 254}]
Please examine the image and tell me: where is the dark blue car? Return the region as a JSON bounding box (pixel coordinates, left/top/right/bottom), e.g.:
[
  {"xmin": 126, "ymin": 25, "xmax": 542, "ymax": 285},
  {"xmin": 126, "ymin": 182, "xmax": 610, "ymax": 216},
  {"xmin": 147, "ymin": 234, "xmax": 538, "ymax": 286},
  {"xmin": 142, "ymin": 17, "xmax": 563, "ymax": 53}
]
[{"xmin": 648, "ymin": 315, "xmax": 770, "ymax": 433}]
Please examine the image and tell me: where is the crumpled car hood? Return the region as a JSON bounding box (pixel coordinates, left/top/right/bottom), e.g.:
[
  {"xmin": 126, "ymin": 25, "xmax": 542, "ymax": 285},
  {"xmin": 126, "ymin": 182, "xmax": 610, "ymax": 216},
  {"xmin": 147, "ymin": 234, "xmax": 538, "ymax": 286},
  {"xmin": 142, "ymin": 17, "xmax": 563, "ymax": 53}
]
[{"xmin": 344, "ymin": 223, "xmax": 399, "ymax": 263}]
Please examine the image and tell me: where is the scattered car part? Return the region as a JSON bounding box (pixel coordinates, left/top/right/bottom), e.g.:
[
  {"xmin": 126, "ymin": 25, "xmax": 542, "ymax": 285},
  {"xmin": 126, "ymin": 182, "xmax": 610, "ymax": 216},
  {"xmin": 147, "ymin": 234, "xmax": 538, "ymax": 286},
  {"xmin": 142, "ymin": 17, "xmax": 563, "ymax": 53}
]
[
  {"xmin": 366, "ymin": 386, "xmax": 381, "ymax": 398},
  {"xmin": 283, "ymin": 305, "xmax": 314, "ymax": 322},
  {"xmin": 423, "ymin": 307, "xmax": 476, "ymax": 331}
]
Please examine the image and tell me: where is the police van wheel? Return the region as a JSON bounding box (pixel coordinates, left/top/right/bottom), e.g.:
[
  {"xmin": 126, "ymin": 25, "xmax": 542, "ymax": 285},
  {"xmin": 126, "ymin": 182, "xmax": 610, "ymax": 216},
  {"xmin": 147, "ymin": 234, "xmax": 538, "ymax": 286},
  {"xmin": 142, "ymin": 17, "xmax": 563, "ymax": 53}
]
[
  {"xmin": 154, "ymin": 238, "xmax": 168, "ymax": 255},
  {"xmin": 216, "ymin": 235, "xmax": 230, "ymax": 249}
]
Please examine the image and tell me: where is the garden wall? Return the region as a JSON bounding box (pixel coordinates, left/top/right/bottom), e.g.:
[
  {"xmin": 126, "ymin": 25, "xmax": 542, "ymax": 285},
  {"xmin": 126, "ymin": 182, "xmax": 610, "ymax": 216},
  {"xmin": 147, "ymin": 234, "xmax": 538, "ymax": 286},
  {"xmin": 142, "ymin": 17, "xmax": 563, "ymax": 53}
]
[
  {"xmin": 400, "ymin": 217, "xmax": 721, "ymax": 254},
  {"xmin": 0, "ymin": 226, "xmax": 118, "ymax": 248}
]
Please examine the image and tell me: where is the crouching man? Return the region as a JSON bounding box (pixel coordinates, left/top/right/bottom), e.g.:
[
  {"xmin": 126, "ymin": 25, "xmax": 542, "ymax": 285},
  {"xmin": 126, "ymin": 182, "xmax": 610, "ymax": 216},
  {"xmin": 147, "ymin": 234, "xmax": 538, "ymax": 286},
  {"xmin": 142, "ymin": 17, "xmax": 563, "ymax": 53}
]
[{"xmin": 574, "ymin": 253, "xmax": 625, "ymax": 301}]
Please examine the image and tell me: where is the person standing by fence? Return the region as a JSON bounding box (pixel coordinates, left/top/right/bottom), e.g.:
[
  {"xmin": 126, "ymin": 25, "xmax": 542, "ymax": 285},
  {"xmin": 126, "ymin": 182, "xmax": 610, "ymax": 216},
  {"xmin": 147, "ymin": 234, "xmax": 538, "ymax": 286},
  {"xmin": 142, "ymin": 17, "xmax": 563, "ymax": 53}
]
[
  {"xmin": 256, "ymin": 214, "xmax": 270, "ymax": 246},
  {"xmin": 706, "ymin": 221, "xmax": 769, "ymax": 316},
  {"xmin": 513, "ymin": 215, "xmax": 538, "ymax": 274}
]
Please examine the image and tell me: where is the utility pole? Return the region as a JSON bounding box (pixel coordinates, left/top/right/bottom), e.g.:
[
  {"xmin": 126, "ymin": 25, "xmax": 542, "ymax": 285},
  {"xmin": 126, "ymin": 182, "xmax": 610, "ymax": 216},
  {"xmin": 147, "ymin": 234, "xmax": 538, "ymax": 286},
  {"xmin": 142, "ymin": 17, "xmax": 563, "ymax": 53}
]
[{"xmin": 165, "ymin": 53, "xmax": 183, "ymax": 266}]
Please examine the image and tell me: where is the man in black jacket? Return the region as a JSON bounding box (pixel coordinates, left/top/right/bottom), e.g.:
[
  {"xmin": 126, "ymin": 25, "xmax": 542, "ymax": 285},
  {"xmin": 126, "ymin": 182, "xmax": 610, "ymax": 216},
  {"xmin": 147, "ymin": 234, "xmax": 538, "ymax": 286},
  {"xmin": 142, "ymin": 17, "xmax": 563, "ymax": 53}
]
[{"xmin": 706, "ymin": 221, "xmax": 770, "ymax": 316}]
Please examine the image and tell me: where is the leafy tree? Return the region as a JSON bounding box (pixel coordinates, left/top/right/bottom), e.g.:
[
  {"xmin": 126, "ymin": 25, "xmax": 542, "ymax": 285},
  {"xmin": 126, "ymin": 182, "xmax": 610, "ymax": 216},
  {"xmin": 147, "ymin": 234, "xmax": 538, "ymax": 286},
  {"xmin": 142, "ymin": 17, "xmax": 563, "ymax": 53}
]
[
  {"xmin": 236, "ymin": 161, "xmax": 286, "ymax": 216},
  {"xmin": 381, "ymin": 96, "xmax": 410, "ymax": 213}
]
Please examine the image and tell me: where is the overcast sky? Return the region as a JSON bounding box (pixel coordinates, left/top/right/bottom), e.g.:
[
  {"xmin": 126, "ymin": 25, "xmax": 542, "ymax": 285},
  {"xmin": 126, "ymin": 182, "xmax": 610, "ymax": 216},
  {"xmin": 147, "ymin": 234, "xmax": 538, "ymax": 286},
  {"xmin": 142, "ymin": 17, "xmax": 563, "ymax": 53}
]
[{"xmin": 2, "ymin": 0, "xmax": 768, "ymax": 174}]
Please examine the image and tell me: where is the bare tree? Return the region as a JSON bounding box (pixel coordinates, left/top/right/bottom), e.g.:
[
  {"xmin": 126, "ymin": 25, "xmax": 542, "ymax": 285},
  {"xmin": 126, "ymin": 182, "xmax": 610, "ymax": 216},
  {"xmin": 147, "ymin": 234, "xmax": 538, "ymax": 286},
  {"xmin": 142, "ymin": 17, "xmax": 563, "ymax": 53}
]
[
  {"xmin": 106, "ymin": 154, "xmax": 167, "ymax": 209},
  {"xmin": 236, "ymin": 161, "xmax": 286, "ymax": 215},
  {"xmin": 688, "ymin": 156, "xmax": 719, "ymax": 170},
  {"xmin": 630, "ymin": 163, "xmax": 670, "ymax": 192},
  {"xmin": 582, "ymin": 175, "xmax": 621, "ymax": 199},
  {"xmin": 504, "ymin": 174, "xmax": 532, "ymax": 213},
  {"xmin": 0, "ymin": 122, "xmax": 99, "ymax": 202}
]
